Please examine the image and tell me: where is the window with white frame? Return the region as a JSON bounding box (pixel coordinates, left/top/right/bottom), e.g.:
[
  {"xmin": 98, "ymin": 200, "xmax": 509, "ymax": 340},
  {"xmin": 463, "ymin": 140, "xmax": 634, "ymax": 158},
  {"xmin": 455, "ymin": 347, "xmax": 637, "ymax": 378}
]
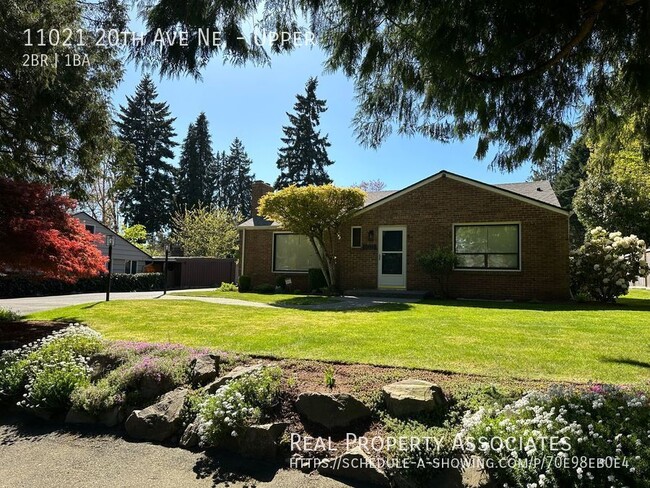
[
  {"xmin": 273, "ymin": 234, "xmax": 320, "ymax": 272},
  {"xmin": 454, "ymin": 224, "xmax": 520, "ymax": 270}
]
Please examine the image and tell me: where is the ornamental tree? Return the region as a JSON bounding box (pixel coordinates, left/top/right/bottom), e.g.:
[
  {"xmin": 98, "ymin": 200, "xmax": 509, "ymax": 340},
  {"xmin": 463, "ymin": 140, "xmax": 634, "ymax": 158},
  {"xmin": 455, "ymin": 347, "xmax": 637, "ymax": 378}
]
[
  {"xmin": 0, "ymin": 179, "xmax": 107, "ymax": 282},
  {"xmin": 171, "ymin": 205, "xmax": 241, "ymax": 258},
  {"xmin": 258, "ymin": 185, "xmax": 366, "ymax": 290},
  {"xmin": 570, "ymin": 227, "xmax": 648, "ymax": 303}
]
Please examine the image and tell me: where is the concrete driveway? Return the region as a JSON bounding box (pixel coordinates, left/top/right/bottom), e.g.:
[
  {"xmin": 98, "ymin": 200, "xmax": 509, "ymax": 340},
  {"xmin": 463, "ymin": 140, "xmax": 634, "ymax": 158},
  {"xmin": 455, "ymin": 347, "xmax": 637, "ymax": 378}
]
[{"xmin": 0, "ymin": 289, "xmax": 213, "ymax": 316}]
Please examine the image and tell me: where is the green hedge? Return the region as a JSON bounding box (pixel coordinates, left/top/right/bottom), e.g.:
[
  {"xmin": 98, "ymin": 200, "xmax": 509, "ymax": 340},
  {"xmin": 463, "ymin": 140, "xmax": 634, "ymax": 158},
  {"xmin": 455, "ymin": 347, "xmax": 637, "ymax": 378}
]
[{"xmin": 0, "ymin": 273, "xmax": 164, "ymax": 298}]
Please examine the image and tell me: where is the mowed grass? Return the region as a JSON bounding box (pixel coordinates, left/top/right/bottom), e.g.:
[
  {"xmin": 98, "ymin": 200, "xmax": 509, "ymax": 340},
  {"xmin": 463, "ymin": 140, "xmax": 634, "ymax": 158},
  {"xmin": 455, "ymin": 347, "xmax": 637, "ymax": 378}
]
[
  {"xmin": 29, "ymin": 290, "xmax": 650, "ymax": 384},
  {"xmin": 172, "ymin": 290, "xmax": 340, "ymax": 306}
]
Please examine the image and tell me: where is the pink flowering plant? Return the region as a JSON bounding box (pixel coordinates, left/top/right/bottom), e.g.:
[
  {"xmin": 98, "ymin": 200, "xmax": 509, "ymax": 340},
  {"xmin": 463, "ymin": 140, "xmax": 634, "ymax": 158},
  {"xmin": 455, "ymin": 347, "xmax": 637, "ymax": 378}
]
[
  {"xmin": 196, "ymin": 367, "xmax": 282, "ymax": 447},
  {"xmin": 460, "ymin": 385, "xmax": 650, "ymax": 487},
  {"xmin": 570, "ymin": 227, "xmax": 648, "ymax": 302}
]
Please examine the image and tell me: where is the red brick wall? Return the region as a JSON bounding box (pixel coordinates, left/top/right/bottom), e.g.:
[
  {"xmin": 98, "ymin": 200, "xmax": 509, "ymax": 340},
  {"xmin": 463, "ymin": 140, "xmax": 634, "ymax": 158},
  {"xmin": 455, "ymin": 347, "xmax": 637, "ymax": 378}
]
[{"xmin": 242, "ymin": 176, "xmax": 570, "ymax": 300}]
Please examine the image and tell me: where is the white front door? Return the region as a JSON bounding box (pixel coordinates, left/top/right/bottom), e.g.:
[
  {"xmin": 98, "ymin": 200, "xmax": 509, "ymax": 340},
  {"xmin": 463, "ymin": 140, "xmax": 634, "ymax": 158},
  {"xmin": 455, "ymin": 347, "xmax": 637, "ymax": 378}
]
[{"xmin": 378, "ymin": 226, "xmax": 407, "ymax": 289}]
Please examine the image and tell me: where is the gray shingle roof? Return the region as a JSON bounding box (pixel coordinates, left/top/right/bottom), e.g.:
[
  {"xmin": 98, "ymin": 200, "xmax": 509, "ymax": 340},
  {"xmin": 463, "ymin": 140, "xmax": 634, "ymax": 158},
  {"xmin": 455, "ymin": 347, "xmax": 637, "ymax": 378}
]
[{"xmin": 494, "ymin": 180, "xmax": 560, "ymax": 207}]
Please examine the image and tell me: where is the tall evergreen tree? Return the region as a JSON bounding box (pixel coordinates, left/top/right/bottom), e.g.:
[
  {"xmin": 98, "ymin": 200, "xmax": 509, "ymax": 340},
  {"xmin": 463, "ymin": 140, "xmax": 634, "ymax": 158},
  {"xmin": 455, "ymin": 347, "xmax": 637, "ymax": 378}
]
[
  {"xmin": 223, "ymin": 138, "xmax": 254, "ymax": 217},
  {"xmin": 116, "ymin": 76, "xmax": 177, "ymax": 233},
  {"xmin": 210, "ymin": 150, "xmax": 227, "ymax": 208},
  {"xmin": 275, "ymin": 77, "xmax": 334, "ymax": 189},
  {"xmin": 177, "ymin": 113, "xmax": 216, "ymax": 209}
]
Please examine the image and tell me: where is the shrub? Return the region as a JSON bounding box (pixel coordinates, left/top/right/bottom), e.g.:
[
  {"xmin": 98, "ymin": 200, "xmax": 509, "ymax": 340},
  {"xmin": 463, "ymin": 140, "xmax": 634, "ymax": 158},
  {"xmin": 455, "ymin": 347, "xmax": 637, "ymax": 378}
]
[
  {"xmin": 218, "ymin": 282, "xmax": 238, "ymax": 292},
  {"xmin": 383, "ymin": 416, "xmax": 455, "ymax": 485},
  {"xmin": 275, "ymin": 275, "xmax": 288, "ymax": 291},
  {"xmin": 308, "ymin": 268, "xmax": 327, "ymax": 292},
  {"xmin": 0, "ymin": 308, "xmax": 20, "ymax": 322},
  {"xmin": 460, "ymin": 385, "xmax": 650, "ymax": 487},
  {"xmin": 570, "ymin": 227, "xmax": 648, "ymax": 302},
  {"xmin": 416, "ymin": 247, "xmax": 458, "ymax": 298},
  {"xmin": 0, "ymin": 325, "xmax": 103, "ymax": 410},
  {"xmin": 196, "ymin": 367, "xmax": 282, "ymax": 446},
  {"xmin": 238, "ymin": 275, "xmax": 251, "ymax": 293},
  {"xmin": 253, "ymin": 283, "xmax": 275, "ymax": 294}
]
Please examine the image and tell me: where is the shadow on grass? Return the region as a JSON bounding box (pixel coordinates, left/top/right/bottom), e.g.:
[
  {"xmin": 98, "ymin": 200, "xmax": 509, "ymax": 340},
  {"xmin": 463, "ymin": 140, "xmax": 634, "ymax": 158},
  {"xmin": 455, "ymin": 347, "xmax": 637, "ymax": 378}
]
[
  {"xmin": 274, "ymin": 302, "xmax": 415, "ymax": 313},
  {"xmin": 600, "ymin": 357, "xmax": 650, "ymax": 369},
  {"xmin": 418, "ymin": 297, "xmax": 650, "ymax": 313}
]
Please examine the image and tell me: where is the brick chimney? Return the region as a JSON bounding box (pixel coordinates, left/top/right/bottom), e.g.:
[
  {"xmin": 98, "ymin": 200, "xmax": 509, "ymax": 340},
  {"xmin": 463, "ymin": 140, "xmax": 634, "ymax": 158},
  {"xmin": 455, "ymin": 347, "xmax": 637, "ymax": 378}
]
[{"xmin": 252, "ymin": 180, "xmax": 274, "ymax": 217}]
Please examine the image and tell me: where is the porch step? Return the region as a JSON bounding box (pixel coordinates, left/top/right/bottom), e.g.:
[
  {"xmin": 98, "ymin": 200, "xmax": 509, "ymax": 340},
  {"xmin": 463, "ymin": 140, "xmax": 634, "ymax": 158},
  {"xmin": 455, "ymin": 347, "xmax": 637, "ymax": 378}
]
[{"xmin": 343, "ymin": 289, "xmax": 429, "ymax": 299}]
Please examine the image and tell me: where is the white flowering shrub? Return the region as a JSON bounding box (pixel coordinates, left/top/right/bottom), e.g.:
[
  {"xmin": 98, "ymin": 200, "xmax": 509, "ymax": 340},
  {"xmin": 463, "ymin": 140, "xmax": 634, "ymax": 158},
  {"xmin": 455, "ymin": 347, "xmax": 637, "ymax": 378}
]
[
  {"xmin": 0, "ymin": 324, "xmax": 103, "ymax": 411},
  {"xmin": 460, "ymin": 385, "xmax": 650, "ymax": 487},
  {"xmin": 196, "ymin": 367, "xmax": 282, "ymax": 446},
  {"xmin": 570, "ymin": 227, "xmax": 649, "ymax": 302}
]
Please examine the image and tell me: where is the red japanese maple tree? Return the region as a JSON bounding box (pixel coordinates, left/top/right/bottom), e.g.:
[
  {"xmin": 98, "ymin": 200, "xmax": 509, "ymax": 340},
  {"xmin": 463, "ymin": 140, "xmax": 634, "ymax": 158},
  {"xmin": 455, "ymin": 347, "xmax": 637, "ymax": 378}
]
[{"xmin": 0, "ymin": 178, "xmax": 107, "ymax": 282}]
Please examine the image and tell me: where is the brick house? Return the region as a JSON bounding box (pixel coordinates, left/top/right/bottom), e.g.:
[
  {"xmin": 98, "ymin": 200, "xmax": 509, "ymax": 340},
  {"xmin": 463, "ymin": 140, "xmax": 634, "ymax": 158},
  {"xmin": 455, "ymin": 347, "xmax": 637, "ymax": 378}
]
[{"xmin": 238, "ymin": 171, "xmax": 570, "ymax": 300}]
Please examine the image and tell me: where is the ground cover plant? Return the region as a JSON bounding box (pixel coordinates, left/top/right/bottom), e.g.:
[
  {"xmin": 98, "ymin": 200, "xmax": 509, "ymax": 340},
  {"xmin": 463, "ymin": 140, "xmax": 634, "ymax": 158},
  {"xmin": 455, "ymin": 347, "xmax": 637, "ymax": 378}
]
[{"xmin": 29, "ymin": 289, "xmax": 650, "ymax": 383}]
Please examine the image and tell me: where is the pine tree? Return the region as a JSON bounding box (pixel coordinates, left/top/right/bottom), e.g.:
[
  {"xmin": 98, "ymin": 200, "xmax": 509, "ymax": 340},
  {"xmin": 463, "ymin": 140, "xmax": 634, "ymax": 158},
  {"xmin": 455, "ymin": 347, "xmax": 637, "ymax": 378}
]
[
  {"xmin": 210, "ymin": 150, "xmax": 227, "ymax": 208},
  {"xmin": 116, "ymin": 76, "xmax": 177, "ymax": 233},
  {"xmin": 275, "ymin": 77, "xmax": 334, "ymax": 189},
  {"xmin": 177, "ymin": 113, "xmax": 216, "ymax": 209},
  {"xmin": 224, "ymin": 138, "xmax": 254, "ymax": 217}
]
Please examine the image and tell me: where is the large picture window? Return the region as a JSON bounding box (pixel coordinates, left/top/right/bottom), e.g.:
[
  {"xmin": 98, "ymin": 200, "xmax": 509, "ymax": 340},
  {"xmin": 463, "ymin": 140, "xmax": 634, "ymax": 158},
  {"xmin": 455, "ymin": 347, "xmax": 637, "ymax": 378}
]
[
  {"xmin": 454, "ymin": 224, "xmax": 520, "ymax": 270},
  {"xmin": 273, "ymin": 233, "xmax": 321, "ymax": 272}
]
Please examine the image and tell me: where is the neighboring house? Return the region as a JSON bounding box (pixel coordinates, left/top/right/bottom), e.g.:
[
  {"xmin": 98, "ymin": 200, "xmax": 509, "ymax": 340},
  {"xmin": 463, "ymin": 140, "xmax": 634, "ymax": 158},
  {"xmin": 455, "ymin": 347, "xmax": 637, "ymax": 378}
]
[
  {"xmin": 73, "ymin": 212, "xmax": 152, "ymax": 274},
  {"xmin": 239, "ymin": 171, "xmax": 570, "ymax": 300}
]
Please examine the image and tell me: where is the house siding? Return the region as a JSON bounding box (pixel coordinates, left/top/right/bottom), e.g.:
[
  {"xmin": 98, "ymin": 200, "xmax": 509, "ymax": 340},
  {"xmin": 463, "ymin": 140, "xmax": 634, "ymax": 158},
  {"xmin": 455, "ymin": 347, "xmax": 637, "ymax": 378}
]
[{"xmin": 242, "ymin": 175, "xmax": 570, "ymax": 300}]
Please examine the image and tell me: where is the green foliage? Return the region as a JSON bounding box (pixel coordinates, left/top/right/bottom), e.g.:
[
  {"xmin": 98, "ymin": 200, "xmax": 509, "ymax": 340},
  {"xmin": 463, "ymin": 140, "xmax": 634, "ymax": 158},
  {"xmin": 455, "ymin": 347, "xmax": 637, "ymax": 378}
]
[
  {"xmin": 217, "ymin": 139, "xmax": 255, "ymax": 217},
  {"xmin": 237, "ymin": 276, "xmax": 252, "ymax": 292},
  {"xmin": 218, "ymin": 282, "xmax": 239, "ymax": 292},
  {"xmin": 0, "ymin": 273, "xmax": 164, "ymax": 298},
  {"xmin": 0, "ymin": 325, "xmax": 103, "ymax": 410},
  {"xmin": 120, "ymin": 224, "xmax": 151, "ymax": 253},
  {"xmin": 323, "ymin": 365, "xmax": 336, "ymax": 389},
  {"xmin": 461, "ymin": 386, "xmax": 650, "ymax": 487},
  {"xmin": 0, "ymin": 308, "xmax": 20, "ymax": 322},
  {"xmin": 382, "ymin": 416, "xmax": 455, "ymax": 484},
  {"xmin": 117, "ymin": 76, "xmax": 177, "ymax": 232},
  {"xmin": 416, "ymin": 248, "xmax": 458, "ymax": 298},
  {"xmin": 570, "ymin": 227, "xmax": 648, "ymax": 302},
  {"xmin": 308, "ymin": 268, "xmax": 327, "ymax": 292},
  {"xmin": 196, "ymin": 367, "xmax": 282, "ymax": 446},
  {"xmin": 172, "ymin": 204, "xmax": 240, "ymax": 257},
  {"xmin": 134, "ymin": 0, "xmax": 650, "ymax": 171},
  {"xmin": 275, "ymin": 77, "xmax": 334, "ymax": 188},
  {"xmin": 0, "ymin": 0, "xmax": 125, "ymax": 197},
  {"xmin": 259, "ymin": 185, "xmax": 366, "ymax": 289},
  {"xmin": 177, "ymin": 113, "xmax": 217, "ymax": 210},
  {"xmin": 252, "ymin": 283, "xmax": 275, "ymax": 294}
]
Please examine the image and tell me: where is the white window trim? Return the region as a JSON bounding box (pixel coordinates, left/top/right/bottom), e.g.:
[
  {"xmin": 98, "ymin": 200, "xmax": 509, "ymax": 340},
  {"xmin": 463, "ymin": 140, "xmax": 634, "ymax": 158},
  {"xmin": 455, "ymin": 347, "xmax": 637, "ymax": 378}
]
[
  {"xmin": 351, "ymin": 226, "xmax": 362, "ymax": 248},
  {"xmin": 271, "ymin": 231, "xmax": 317, "ymax": 274},
  {"xmin": 452, "ymin": 222, "xmax": 522, "ymax": 272}
]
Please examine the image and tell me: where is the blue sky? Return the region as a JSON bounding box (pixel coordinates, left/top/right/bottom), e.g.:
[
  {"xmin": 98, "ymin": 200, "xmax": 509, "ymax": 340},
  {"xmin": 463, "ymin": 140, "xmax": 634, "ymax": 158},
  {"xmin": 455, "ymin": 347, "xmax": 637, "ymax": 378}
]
[{"xmin": 112, "ymin": 44, "xmax": 533, "ymax": 190}]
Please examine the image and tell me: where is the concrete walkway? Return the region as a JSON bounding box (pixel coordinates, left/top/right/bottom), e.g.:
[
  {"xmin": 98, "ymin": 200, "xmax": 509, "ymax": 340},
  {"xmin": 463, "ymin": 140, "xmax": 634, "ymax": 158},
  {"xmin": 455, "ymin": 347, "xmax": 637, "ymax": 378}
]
[
  {"xmin": 0, "ymin": 290, "xmax": 419, "ymax": 316},
  {"xmin": 0, "ymin": 414, "xmax": 353, "ymax": 488}
]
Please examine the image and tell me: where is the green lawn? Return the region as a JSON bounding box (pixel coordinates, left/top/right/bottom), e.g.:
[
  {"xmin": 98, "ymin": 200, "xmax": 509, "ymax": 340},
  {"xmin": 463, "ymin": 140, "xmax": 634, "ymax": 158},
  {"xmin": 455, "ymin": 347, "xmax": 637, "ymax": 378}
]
[
  {"xmin": 29, "ymin": 290, "xmax": 650, "ymax": 384},
  {"xmin": 172, "ymin": 290, "xmax": 340, "ymax": 306}
]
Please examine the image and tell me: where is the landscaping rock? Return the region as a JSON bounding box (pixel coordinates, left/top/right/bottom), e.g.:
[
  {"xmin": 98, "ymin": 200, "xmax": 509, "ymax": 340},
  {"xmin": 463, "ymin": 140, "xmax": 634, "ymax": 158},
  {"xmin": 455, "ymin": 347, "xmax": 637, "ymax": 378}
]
[
  {"xmin": 179, "ymin": 422, "xmax": 200, "ymax": 449},
  {"xmin": 139, "ymin": 375, "xmax": 175, "ymax": 402},
  {"xmin": 88, "ymin": 352, "xmax": 121, "ymax": 379},
  {"xmin": 234, "ymin": 422, "xmax": 288, "ymax": 459},
  {"xmin": 189, "ymin": 354, "xmax": 220, "ymax": 385},
  {"xmin": 295, "ymin": 392, "xmax": 371, "ymax": 430},
  {"xmin": 382, "ymin": 379, "xmax": 445, "ymax": 417},
  {"xmin": 204, "ymin": 363, "xmax": 265, "ymax": 394},
  {"xmin": 98, "ymin": 406, "xmax": 123, "ymax": 428},
  {"xmin": 65, "ymin": 408, "xmax": 96, "ymax": 425},
  {"xmin": 318, "ymin": 446, "xmax": 389, "ymax": 487},
  {"xmin": 125, "ymin": 388, "xmax": 188, "ymax": 442}
]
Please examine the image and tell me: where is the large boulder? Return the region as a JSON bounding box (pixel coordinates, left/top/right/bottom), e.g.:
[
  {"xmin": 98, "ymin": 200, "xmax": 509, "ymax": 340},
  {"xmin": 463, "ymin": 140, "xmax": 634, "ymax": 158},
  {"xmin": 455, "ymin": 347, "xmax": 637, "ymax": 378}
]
[
  {"xmin": 318, "ymin": 447, "xmax": 389, "ymax": 487},
  {"xmin": 204, "ymin": 363, "xmax": 265, "ymax": 394},
  {"xmin": 65, "ymin": 408, "xmax": 96, "ymax": 425},
  {"xmin": 295, "ymin": 392, "xmax": 371, "ymax": 430},
  {"xmin": 231, "ymin": 422, "xmax": 288, "ymax": 459},
  {"xmin": 125, "ymin": 388, "xmax": 188, "ymax": 442},
  {"xmin": 189, "ymin": 354, "xmax": 220, "ymax": 385},
  {"xmin": 382, "ymin": 379, "xmax": 446, "ymax": 417}
]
